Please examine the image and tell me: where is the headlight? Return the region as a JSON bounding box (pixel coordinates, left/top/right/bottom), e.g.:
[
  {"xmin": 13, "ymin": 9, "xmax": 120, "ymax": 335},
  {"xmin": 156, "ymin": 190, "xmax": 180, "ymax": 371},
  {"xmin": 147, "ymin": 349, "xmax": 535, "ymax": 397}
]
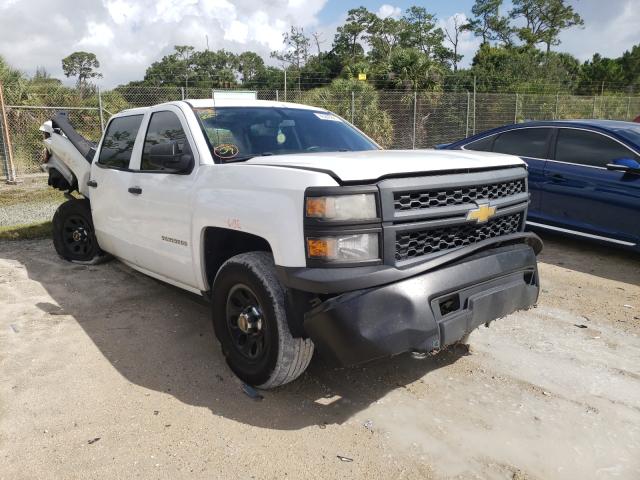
[
  {"xmin": 307, "ymin": 233, "xmax": 379, "ymax": 262},
  {"xmin": 306, "ymin": 194, "xmax": 377, "ymax": 221}
]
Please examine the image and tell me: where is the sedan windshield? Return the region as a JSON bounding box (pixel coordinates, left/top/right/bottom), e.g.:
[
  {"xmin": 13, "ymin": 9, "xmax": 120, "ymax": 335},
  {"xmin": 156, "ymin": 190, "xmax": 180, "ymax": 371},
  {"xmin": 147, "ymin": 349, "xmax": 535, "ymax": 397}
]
[
  {"xmin": 612, "ymin": 125, "xmax": 640, "ymax": 147},
  {"xmin": 195, "ymin": 107, "xmax": 378, "ymax": 162}
]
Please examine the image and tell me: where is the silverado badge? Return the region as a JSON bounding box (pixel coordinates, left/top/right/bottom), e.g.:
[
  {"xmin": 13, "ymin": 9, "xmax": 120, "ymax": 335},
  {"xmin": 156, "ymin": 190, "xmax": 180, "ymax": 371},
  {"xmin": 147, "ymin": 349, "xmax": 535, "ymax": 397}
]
[{"xmin": 466, "ymin": 203, "xmax": 497, "ymax": 223}]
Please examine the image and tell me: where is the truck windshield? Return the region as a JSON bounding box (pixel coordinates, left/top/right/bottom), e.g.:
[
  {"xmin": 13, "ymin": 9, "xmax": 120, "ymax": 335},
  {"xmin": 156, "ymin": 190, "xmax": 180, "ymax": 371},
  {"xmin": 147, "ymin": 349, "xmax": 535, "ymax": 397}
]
[{"xmin": 195, "ymin": 107, "xmax": 379, "ymax": 162}]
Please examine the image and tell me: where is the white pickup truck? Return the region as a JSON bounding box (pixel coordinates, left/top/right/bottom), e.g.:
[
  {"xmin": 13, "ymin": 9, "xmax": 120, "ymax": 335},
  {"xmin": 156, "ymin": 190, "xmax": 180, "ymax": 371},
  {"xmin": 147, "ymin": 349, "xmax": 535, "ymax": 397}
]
[{"xmin": 40, "ymin": 93, "xmax": 542, "ymax": 388}]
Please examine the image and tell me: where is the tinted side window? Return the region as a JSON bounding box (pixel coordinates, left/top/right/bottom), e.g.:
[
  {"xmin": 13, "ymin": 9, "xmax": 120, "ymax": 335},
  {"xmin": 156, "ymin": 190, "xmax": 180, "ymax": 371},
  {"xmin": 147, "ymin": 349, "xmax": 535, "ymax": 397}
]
[
  {"xmin": 98, "ymin": 115, "xmax": 143, "ymax": 168},
  {"xmin": 493, "ymin": 128, "xmax": 552, "ymax": 158},
  {"xmin": 141, "ymin": 111, "xmax": 192, "ymax": 171},
  {"xmin": 464, "ymin": 135, "xmax": 495, "ymax": 151},
  {"xmin": 555, "ymin": 128, "xmax": 638, "ymax": 167}
]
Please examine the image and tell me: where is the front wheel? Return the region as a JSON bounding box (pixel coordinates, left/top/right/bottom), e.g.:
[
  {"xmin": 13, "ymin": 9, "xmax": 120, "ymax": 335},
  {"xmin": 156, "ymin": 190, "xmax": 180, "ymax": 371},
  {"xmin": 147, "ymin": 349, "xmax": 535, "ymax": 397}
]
[
  {"xmin": 212, "ymin": 252, "xmax": 314, "ymax": 389},
  {"xmin": 52, "ymin": 198, "xmax": 105, "ymax": 263}
]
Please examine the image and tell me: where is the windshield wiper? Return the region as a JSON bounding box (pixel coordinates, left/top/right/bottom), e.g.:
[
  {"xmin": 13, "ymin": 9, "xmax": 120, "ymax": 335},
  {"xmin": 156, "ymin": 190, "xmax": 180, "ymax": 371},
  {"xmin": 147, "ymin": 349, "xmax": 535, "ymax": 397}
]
[{"xmin": 220, "ymin": 155, "xmax": 257, "ymax": 163}]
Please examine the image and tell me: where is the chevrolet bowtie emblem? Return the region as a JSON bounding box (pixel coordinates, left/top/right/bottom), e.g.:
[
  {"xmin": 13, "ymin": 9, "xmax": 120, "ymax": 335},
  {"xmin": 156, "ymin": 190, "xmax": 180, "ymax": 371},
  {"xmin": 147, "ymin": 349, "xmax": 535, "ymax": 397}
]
[{"xmin": 466, "ymin": 203, "xmax": 497, "ymax": 223}]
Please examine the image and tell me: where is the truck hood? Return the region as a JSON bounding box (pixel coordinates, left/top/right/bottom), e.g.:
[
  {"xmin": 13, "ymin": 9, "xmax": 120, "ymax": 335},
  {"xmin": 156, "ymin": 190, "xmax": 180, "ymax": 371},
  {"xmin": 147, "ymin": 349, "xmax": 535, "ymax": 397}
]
[{"xmin": 246, "ymin": 149, "xmax": 525, "ymax": 182}]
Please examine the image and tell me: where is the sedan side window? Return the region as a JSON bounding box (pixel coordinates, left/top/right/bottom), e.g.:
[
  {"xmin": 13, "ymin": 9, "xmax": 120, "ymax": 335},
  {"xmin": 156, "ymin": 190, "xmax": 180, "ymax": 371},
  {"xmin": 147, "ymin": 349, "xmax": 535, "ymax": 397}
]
[
  {"xmin": 555, "ymin": 128, "xmax": 639, "ymax": 167},
  {"xmin": 141, "ymin": 111, "xmax": 193, "ymax": 172},
  {"xmin": 492, "ymin": 128, "xmax": 552, "ymax": 159},
  {"xmin": 464, "ymin": 135, "xmax": 495, "ymax": 152},
  {"xmin": 98, "ymin": 115, "xmax": 143, "ymax": 169}
]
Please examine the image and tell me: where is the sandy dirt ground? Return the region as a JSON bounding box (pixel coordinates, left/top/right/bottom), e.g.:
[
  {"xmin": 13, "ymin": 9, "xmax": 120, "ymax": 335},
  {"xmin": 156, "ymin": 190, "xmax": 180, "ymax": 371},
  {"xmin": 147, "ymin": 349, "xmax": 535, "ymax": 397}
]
[{"xmin": 1, "ymin": 234, "xmax": 639, "ymax": 480}]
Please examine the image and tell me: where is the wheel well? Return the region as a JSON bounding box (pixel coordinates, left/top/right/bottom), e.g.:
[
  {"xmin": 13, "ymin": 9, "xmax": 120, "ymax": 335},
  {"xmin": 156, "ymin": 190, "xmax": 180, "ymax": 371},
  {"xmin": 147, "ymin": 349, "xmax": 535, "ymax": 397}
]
[{"xmin": 203, "ymin": 227, "xmax": 272, "ymax": 289}]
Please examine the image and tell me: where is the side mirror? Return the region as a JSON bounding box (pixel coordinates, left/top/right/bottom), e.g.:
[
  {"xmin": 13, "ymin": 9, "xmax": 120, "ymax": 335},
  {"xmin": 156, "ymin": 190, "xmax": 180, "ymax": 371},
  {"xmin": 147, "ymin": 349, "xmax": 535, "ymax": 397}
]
[
  {"xmin": 606, "ymin": 157, "xmax": 640, "ymax": 174},
  {"xmin": 147, "ymin": 141, "xmax": 193, "ymax": 173}
]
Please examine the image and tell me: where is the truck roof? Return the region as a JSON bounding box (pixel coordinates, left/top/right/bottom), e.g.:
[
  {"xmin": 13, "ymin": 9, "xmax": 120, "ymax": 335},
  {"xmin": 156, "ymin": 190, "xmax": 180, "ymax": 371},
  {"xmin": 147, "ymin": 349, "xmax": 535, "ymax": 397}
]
[{"xmin": 117, "ymin": 98, "xmax": 326, "ymax": 116}]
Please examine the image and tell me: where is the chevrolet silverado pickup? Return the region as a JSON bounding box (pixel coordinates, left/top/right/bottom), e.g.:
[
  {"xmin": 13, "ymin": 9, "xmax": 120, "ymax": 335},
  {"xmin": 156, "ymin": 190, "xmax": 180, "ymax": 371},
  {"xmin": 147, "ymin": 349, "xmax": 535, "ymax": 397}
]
[{"xmin": 40, "ymin": 93, "xmax": 542, "ymax": 388}]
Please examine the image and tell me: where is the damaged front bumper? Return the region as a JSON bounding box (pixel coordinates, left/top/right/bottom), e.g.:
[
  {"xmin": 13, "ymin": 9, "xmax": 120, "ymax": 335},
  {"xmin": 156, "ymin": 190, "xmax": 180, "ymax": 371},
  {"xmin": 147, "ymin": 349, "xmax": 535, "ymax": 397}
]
[{"xmin": 280, "ymin": 235, "xmax": 541, "ymax": 366}]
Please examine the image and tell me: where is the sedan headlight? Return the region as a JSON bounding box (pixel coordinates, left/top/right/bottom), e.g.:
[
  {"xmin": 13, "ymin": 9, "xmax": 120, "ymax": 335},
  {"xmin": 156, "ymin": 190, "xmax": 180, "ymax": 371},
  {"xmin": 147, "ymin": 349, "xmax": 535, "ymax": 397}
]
[
  {"xmin": 307, "ymin": 233, "xmax": 379, "ymax": 262},
  {"xmin": 306, "ymin": 194, "xmax": 377, "ymax": 221}
]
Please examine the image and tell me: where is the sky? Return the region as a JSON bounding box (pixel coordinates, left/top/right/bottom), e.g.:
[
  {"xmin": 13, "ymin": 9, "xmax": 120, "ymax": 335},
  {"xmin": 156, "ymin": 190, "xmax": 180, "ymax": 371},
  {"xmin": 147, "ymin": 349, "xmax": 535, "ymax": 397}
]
[{"xmin": 0, "ymin": 0, "xmax": 638, "ymax": 88}]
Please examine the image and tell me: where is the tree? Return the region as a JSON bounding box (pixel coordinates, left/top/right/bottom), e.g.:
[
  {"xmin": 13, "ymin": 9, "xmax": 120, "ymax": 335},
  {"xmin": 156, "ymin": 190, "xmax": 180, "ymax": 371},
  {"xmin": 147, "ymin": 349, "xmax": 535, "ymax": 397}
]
[
  {"xmin": 271, "ymin": 26, "xmax": 311, "ymax": 71},
  {"xmin": 271, "ymin": 26, "xmax": 311, "ymax": 91},
  {"xmin": 61, "ymin": 51, "xmax": 102, "ymax": 88},
  {"xmin": 577, "ymin": 54, "xmax": 626, "ymax": 94},
  {"xmin": 464, "ymin": 0, "xmax": 512, "ymax": 45},
  {"xmin": 510, "ymin": 0, "xmax": 583, "ymax": 53},
  {"xmin": 236, "ymin": 51, "xmax": 265, "ymax": 85},
  {"xmin": 443, "ymin": 14, "xmax": 468, "ymax": 72},
  {"xmin": 331, "ymin": 7, "xmax": 375, "ymax": 64},
  {"xmin": 400, "ymin": 6, "xmax": 450, "ymax": 62},
  {"xmin": 389, "ymin": 47, "xmax": 445, "ymax": 90}
]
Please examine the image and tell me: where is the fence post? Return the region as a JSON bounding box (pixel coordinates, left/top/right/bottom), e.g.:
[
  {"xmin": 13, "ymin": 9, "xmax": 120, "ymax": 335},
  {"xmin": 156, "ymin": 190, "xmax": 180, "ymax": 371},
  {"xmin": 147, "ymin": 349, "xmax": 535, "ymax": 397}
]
[
  {"xmin": 465, "ymin": 91, "xmax": 470, "ymax": 138},
  {"xmin": 514, "ymin": 93, "xmax": 518, "ymax": 123},
  {"xmin": 181, "ymin": 87, "xmax": 185, "ymax": 100},
  {"xmin": 0, "ymin": 81, "xmax": 17, "ymax": 184},
  {"xmin": 592, "ymin": 96, "xmax": 597, "ymax": 118},
  {"xmin": 97, "ymin": 87, "xmax": 105, "ymax": 133},
  {"xmin": 351, "ymin": 91, "xmax": 355, "ymax": 124},
  {"xmin": 472, "ymin": 76, "xmax": 477, "ymax": 135},
  {"xmin": 412, "ymin": 91, "xmax": 417, "ymax": 149},
  {"xmin": 555, "ymin": 93, "xmax": 560, "ymax": 120},
  {"xmin": 627, "ymin": 97, "xmax": 632, "ymax": 120},
  {"xmin": 276, "ymin": 90, "xmax": 279, "ymax": 102},
  {"xmin": 284, "ymin": 69, "xmax": 287, "ymax": 102}
]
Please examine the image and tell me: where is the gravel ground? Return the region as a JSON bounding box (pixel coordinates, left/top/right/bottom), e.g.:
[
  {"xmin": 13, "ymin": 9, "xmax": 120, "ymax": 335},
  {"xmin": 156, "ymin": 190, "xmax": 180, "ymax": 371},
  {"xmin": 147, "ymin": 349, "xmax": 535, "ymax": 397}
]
[
  {"xmin": 0, "ymin": 235, "xmax": 639, "ymax": 479},
  {"xmin": 0, "ymin": 178, "xmax": 64, "ymax": 227},
  {"xmin": 0, "ymin": 201, "xmax": 60, "ymax": 227}
]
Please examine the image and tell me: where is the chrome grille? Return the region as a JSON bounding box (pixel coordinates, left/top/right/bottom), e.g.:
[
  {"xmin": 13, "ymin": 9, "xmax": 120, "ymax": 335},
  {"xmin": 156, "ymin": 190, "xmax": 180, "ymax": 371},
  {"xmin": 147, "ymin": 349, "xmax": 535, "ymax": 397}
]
[
  {"xmin": 395, "ymin": 213, "xmax": 523, "ymax": 262},
  {"xmin": 394, "ymin": 179, "xmax": 526, "ymax": 212}
]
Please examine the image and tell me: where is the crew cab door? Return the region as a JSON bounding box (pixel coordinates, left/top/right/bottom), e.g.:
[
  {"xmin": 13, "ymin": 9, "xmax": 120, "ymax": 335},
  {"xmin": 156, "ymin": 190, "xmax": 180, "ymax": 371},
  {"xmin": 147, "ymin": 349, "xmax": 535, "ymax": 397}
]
[
  {"xmin": 539, "ymin": 127, "xmax": 640, "ymax": 245},
  {"xmin": 89, "ymin": 114, "xmax": 145, "ymax": 262},
  {"xmin": 122, "ymin": 106, "xmax": 200, "ymax": 289}
]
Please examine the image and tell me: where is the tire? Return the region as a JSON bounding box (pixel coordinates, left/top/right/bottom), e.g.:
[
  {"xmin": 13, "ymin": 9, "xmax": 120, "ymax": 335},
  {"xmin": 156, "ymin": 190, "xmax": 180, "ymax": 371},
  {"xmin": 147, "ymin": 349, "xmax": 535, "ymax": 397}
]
[
  {"xmin": 212, "ymin": 252, "xmax": 314, "ymax": 389},
  {"xmin": 52, "ymin": 198, "xmax": 104, "ymax": 263}
]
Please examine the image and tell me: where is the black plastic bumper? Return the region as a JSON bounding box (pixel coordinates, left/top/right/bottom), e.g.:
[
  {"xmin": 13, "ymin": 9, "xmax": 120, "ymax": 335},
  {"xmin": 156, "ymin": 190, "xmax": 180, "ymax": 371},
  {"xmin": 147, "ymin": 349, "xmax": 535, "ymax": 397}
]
[{"xmin": 302, "ymin": 243, "xmax": 539, "ymax": 366}]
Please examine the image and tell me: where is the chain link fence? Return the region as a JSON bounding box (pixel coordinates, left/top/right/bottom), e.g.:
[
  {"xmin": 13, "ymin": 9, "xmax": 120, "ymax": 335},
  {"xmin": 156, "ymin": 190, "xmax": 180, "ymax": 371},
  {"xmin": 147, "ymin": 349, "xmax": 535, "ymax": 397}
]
[{"xmin": 2, "ymin": 84, "xmax": 640, "ymax": 181}]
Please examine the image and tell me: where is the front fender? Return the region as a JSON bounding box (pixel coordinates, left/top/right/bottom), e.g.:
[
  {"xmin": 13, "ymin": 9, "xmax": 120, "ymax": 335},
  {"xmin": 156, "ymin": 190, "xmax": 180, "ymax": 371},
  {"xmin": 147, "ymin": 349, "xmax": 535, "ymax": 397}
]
[{"xmin": 189, "ymin": 164, "xmax": 339, "ymax": 291}]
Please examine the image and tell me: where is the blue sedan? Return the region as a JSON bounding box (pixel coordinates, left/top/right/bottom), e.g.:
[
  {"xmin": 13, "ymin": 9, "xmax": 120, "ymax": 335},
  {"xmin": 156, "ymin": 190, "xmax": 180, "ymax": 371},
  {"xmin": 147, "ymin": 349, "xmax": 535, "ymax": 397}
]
[{"xmin": 441, "ymin": 120, "xmax": 640, "ymax": 251}]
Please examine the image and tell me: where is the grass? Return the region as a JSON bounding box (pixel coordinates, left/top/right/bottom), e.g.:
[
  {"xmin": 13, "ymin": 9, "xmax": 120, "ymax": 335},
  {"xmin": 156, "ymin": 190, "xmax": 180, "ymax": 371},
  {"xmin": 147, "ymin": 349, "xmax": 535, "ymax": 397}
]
[
  {"xmin": 0, "ymin": 184, "xmax": 63, "ymax": 208},
  {"xmin": 0, "ymin": 221, "xmax": 53, "ymax": 240}
]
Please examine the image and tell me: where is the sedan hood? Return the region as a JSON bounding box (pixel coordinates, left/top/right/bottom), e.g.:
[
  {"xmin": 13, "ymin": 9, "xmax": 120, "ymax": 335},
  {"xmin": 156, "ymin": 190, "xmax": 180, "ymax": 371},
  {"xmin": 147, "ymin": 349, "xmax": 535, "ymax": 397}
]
[{"xmin": 246, "ymin": 149, "xmax": 525, "ymax": 182}]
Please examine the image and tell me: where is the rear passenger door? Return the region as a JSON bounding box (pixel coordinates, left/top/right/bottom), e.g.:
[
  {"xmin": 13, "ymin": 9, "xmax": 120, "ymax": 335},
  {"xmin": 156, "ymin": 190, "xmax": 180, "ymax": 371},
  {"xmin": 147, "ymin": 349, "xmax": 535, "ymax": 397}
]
[
  {"xmin": 540, "ymin": 128, "xmax": 640, "ymax": 244},
  {"xmin": 477, "ymin": 127, "xmax": 552, "ymax": 217},
  {"xmin": 124, "ymin": 106, "xmax": 200, "ymax": 289},
  {"xmin": 90, "ymin": 114, "xmax": 144, "ymax": 261}
]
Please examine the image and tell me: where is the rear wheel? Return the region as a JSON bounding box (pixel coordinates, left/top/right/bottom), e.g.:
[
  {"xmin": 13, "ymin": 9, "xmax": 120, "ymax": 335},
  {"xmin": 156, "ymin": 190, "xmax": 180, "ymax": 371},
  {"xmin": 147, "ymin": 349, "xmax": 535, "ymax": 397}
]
[
  {"xmin": 212, "ymin": 252, "xmax": 314, "ymax": 389},
  {"xmin": 52, "ymin": 199, "xmax": 104, "ymax": 263}
]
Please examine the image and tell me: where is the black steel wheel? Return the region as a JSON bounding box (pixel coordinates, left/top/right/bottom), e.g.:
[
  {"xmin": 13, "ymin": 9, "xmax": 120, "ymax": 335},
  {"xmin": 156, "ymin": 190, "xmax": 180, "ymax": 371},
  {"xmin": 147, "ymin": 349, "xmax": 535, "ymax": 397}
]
[
  {"xmin": 225, "ymin": 284, "xmax": 269, "ymax": 363},
  {"xmin": 212, "ymin": 252, "xmax": 314, "ymax": 388},
  {"xmin": 52, "ymin": 199, "xmax": 104, "ymax": 263}
]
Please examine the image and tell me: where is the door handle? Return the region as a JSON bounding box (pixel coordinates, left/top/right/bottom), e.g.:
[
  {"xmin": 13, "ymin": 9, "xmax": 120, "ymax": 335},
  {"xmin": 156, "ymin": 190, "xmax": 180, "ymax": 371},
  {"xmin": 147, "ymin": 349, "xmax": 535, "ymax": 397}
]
[
  {"xmin": 128, "ymin": 186, "xmax": 142, "ymax": 195},
  {"xmin": 87, "ymin": 180, "xmax": 98, "ymax": 188},
  {"xmin": 549, "ymin": 173, "xmax": 565, "ymax": 182}
]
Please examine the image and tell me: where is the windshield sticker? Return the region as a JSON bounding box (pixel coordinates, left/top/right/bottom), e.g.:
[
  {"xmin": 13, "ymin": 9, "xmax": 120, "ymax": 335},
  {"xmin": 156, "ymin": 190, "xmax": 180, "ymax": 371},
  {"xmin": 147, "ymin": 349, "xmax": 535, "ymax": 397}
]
[
  {"xmin": 277, "ymin": 130, "xmax": 286, "ymax": 144},
  {"xmin": 314, "ymin": 112, "xmax": 341, "ymax": 122},
  {"xmin": 214, "ymin": 143, "xmax": 240, "ymax": 159},
  {"xmin": 197, "ymin": 108, "xmax": 216, "ymax": 120}
]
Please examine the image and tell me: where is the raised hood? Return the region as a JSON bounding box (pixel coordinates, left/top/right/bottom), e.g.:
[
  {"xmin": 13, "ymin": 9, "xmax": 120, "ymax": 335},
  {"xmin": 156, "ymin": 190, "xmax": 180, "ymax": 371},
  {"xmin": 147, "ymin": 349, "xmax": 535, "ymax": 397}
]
[{"xmin": 246, "ymin": 149, "xmax": 525, "ymax": 182}]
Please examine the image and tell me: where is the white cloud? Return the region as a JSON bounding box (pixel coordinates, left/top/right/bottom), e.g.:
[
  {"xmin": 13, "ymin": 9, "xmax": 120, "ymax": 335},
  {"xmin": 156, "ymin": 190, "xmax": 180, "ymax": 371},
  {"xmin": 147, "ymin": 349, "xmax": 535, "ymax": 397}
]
[
  {"xmin": 78, "ymin": 22, "xmax": 115, "ymax": 47},
  {"xmin": 377, "ymin": 4, "xmax": 402, "ymax": 19},
  {"xmin": 0, "ymin": 0, "xmax": 327, "ymax": 87}
]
